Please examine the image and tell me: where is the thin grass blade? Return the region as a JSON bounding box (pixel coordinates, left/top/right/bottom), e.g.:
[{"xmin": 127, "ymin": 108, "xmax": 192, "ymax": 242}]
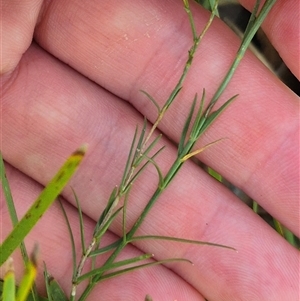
[
  {"xmin": 93, "ymin": 187, "xmax": 118, "ymax": 235},
  {"xmin": 71, "ymin": 188, "xmax": 86, "ymax": 254},
  {"xmin": 94, "ymin": 207, "xmax": 123, "ymax": 240},
  {"xmin": 190, "ymin": 89, "xmax": 206, "ymax": 140},
  {"xmin": 0, "ymin": 153, "xmax": 39, "ymax": 299},
  {"xmin": 140, "ymin": 90, "xmax": 161, "ymax": 114},
  {"xmin": 178, "ymin": 94, "xmax": 197, "ymax": 154},
  {"xmin": 0, "ymin": 145, "xmax": 86, "ymax": 266},
  {"xmin": 120, "ymin": 126, "xmax": 139, "ymax": 189},
  {"xmin": 143, "ymin": 156, "xmax": 164, "ymax": 189},
  {"xmin": 44, "ymin": 263, "xmax": 68, "ymax": 301},
  {"xmin": 127, "ymin": 146, "xmax": 165, "ymax": 191},
  {"xmin": 58, "ymin": 199, "xmax": 77, "ymax": 280},
  {"xmin": 130, "ymin": 235, "xmax": 236, "ymax": 251},
  {"xmin": 133, "ymin": 118, "xmax": 147, "ymax": 162},
  {"xmin": 133, "ymin": 134, "xmax": 162, "ymax": 167},
  {"xmin": 88, "ymin": 239, "xmax": 121, "ymax": 257},
  {"xmin": 201, "ymin": 95, "xmax": 238, "ymax": 135},
  {"xmin": 77, "ymin": 253, "xmax": 154, "ymax": 282},
  {"xmin": 95, "ymin": 258, "xmax": 193, "ymax": 283},
  {"xmin": 180, "ymin": 138, "xmax": 225, "ymax": 162}
]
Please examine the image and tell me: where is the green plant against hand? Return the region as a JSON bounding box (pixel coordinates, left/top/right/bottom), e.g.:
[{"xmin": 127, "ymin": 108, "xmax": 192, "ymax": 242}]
[
  {"xmin": 0, "ymin": 147, "xmax": 86, "ymax": 301},
  {"xmin": 2, "ymin": 0, "xmax": 295, "ymax": 300}
]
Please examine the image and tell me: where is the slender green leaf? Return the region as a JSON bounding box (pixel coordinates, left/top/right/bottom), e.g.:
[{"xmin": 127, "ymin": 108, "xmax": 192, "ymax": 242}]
[
  {"xmin": 0, "ymin": 145, "xmax": 86, "ymax": 266},
  {"xmin": 190, "ymin": 90, "xmax": 206, "ymax": 140},
  {"xmin": 122, "ymin": 187, "xmax": 131, "ymax": 240},
  {"xmin": 0, "ymin": 153, "xmax": 18, "ymax": 228},
  {"xmin": 178, "ymin": 94, "xmax": 197, "ymax": 154},
  {"xmin": 201, "ymin": 95, "xmax": 238, "ymax": 135},
  {"xmin": 243, "ymin": 0, "xmax": 261, "ymax": 37},
  {"xmin": 94, "ymin": 258, "xmax": 193, "ymax": 283},
  {"xmin": 94, "ymin": 207, "xmax": 123, "ymax": 240},
  {"xmin": 127, "ymin": 146, "xmax": 165, "ymax": 191},
  {"xmin": 181, "ymin": 138, "xmax": 225, "ymax": 162},
  {"xmin": 58, "ymin": 199, "xmax": 77, "ymax": 281},
  {"xmin": 77, "ymin": 253, "xmax": 154, "ymax": 283},
  {"xmin": 133, "ymin": 118, "xmax": 147, "ymax": 164},
  {"xmin": 140, "ymin": 90, "xmax": 161, "ymax": 114},
  {"xmin": 205, "ymin": 0, "xmax": 277, "ymax": 113},
  {"xmin": 133, "ymin": 134, "xmax": 162, "ymax": 167},
  {"xmin": 89, "ymin": 239, "xmax": 121, "ymax": 257},
  {"xmin": 71, "ymin": 189, "xmax": 86, "ymax": 254},
  {"xmin": 0, "ymin": 153, "xmax": 39, "ymax": 300},
  {"xmin": 142, "ymin": 156, "xmax": 164, "ymax": 189},
  {"xmin": 93, "ymin": 187, "xmax": 118, "ymax": 236},
  {"xmin": 120, "ymin": 126, "xmax": 139, "ymax": 189},
  {"xmin": 129, "ymin": 235, "xmax": 236, "ymax": 251},
  {"xmin": 164, "ymin": 87, "xmax": 182, "ymax": 111},
  {"xmin": 44, "ymin": 264, "xmax": 68, "ymax": 301}
]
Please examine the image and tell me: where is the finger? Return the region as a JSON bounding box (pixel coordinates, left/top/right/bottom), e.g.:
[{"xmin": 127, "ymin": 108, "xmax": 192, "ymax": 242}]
[
  {"xmin": 2, "ymin": 44, "xmax": 298, "ymax": 301},
  {"xmin": 1, "ymin": 163, "xmax": 204, "ymax": 300},
  {"xmin": 33, "ymin": 0, "xmax": 298, "ymax": 233},
  {"xmin": 239, "ymin": 0, "xmax": 300, "ymax": 79},
  {"xmin": 1, "ymin": 0, "xmax": 43, "ymax": 74}
]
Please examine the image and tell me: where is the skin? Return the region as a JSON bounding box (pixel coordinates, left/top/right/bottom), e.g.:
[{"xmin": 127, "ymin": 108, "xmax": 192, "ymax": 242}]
[{"xmin": 1, "ymin": 0, "xmax": 299, "ymax": 300}]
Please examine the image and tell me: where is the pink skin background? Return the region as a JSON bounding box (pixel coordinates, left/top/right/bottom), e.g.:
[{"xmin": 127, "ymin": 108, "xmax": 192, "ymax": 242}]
[{"xmin": 1, "ymin": 0, "xmax": 299, "ymax": 300}]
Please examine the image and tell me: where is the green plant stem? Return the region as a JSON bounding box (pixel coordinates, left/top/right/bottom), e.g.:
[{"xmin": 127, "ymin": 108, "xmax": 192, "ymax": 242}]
[
  {"xmin": 205, "ymin": 0, "xmax": 277, "ymax": 117},
  {"xmin": 0, "ymin": 154, "xmax": 39, "ymax": 300},
  {"xmin": 141, "ymin": 0, "xmax": 218, "ymax": 153},
  {"xmin": 77, "ymin": 1, "xmax": 278, "ymax": 299}
]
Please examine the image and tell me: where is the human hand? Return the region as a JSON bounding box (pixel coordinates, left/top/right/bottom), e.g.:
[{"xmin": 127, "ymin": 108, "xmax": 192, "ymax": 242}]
[{"xmin": 1, "ymin": 0, "xmax": 299, "ymax": 300}]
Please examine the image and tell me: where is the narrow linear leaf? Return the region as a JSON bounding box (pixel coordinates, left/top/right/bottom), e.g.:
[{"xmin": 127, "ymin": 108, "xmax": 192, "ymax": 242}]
[
  {"xmin": 243, "ymin": 0, "xmax": 260, "ymax": 37},
  {"xmin": 122, "ymin": 185, "xmax": 134, "ymax": 241},
  {"xmin": 140, "ymin": 90, "xmax": 161, "ymax": 114},
  {"xmin": 58, "ymin": 199, "xmax": 77, "ymax": 280},
  {"xmin": 0, "ymin": 152, "xmax": 39, "ymax": 300},
  {"xmin": 143, "ymin": 156, "xmax": 164, "ymax": 189},
  {"xmin": 94, "ymin": 258, "xmax": 193, "ymax": 283},
  {"xmin": 120, "ymin": 126, "xmax": 139, "ymax": 189},
  {"xmin": 77, "ymin": 253, "xmax": 154, "ymax": 283},
  {"xmin": 94, "ymin": 186, "xmax": 118, "ymax": 235},
  {"xmin": 201, "ymin": 95, "xmax": 238, "ymax": 135},
  {"xmin": 94, "ymin": 207, "xmax": 123, "ymax": 240},
  {"xmin": 164, "ymin": 86, "xmax": 182, "ymax": 110},
  {"xmin": 133, "ymin": 134, "xmax": 162, "ymax": 167},
  {"xmin": 128, "ymin": 146, "xmax": 165, "ymax": 191},
  {"xmin": 180, "ymin": 138, "xmax": 225, "ymax": 162},
  {"xmin": 89, "ymin": 239, "xmax": 121, "ymax": 257},
  {"xmin": 190, "ymin": 89, "xmax": 206, "ymax": 140},
  {"xmin": 44, "ymin": 263, "xmax": 68, "ymax": 301},
  {"xmin": 71, "ymin": 189, "xmax": 86, "ymax": 255},
  {"xmin": 130, "ymin": 235, "xmax": 236, "ymax": 251},
  {"xmin": 178, "ymin": 94, "xmax": 197, "ymax": 154},
  {"xmin": 0, "ymin": 145, "xmax": 87, "ymax": 266},
  {"xmin": 0, "ymin": 153, "xmax": 18, "ymax": 228},
  {"xmin": 133, "ymin": 118, "xmax": 148, "ymax": 163}
]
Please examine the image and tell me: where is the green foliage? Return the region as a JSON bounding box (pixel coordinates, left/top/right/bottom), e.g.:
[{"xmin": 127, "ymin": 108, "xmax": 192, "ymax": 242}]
[{"xmin": 1, "ymin": 1, "xmax": 293, "ymax": 301}]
